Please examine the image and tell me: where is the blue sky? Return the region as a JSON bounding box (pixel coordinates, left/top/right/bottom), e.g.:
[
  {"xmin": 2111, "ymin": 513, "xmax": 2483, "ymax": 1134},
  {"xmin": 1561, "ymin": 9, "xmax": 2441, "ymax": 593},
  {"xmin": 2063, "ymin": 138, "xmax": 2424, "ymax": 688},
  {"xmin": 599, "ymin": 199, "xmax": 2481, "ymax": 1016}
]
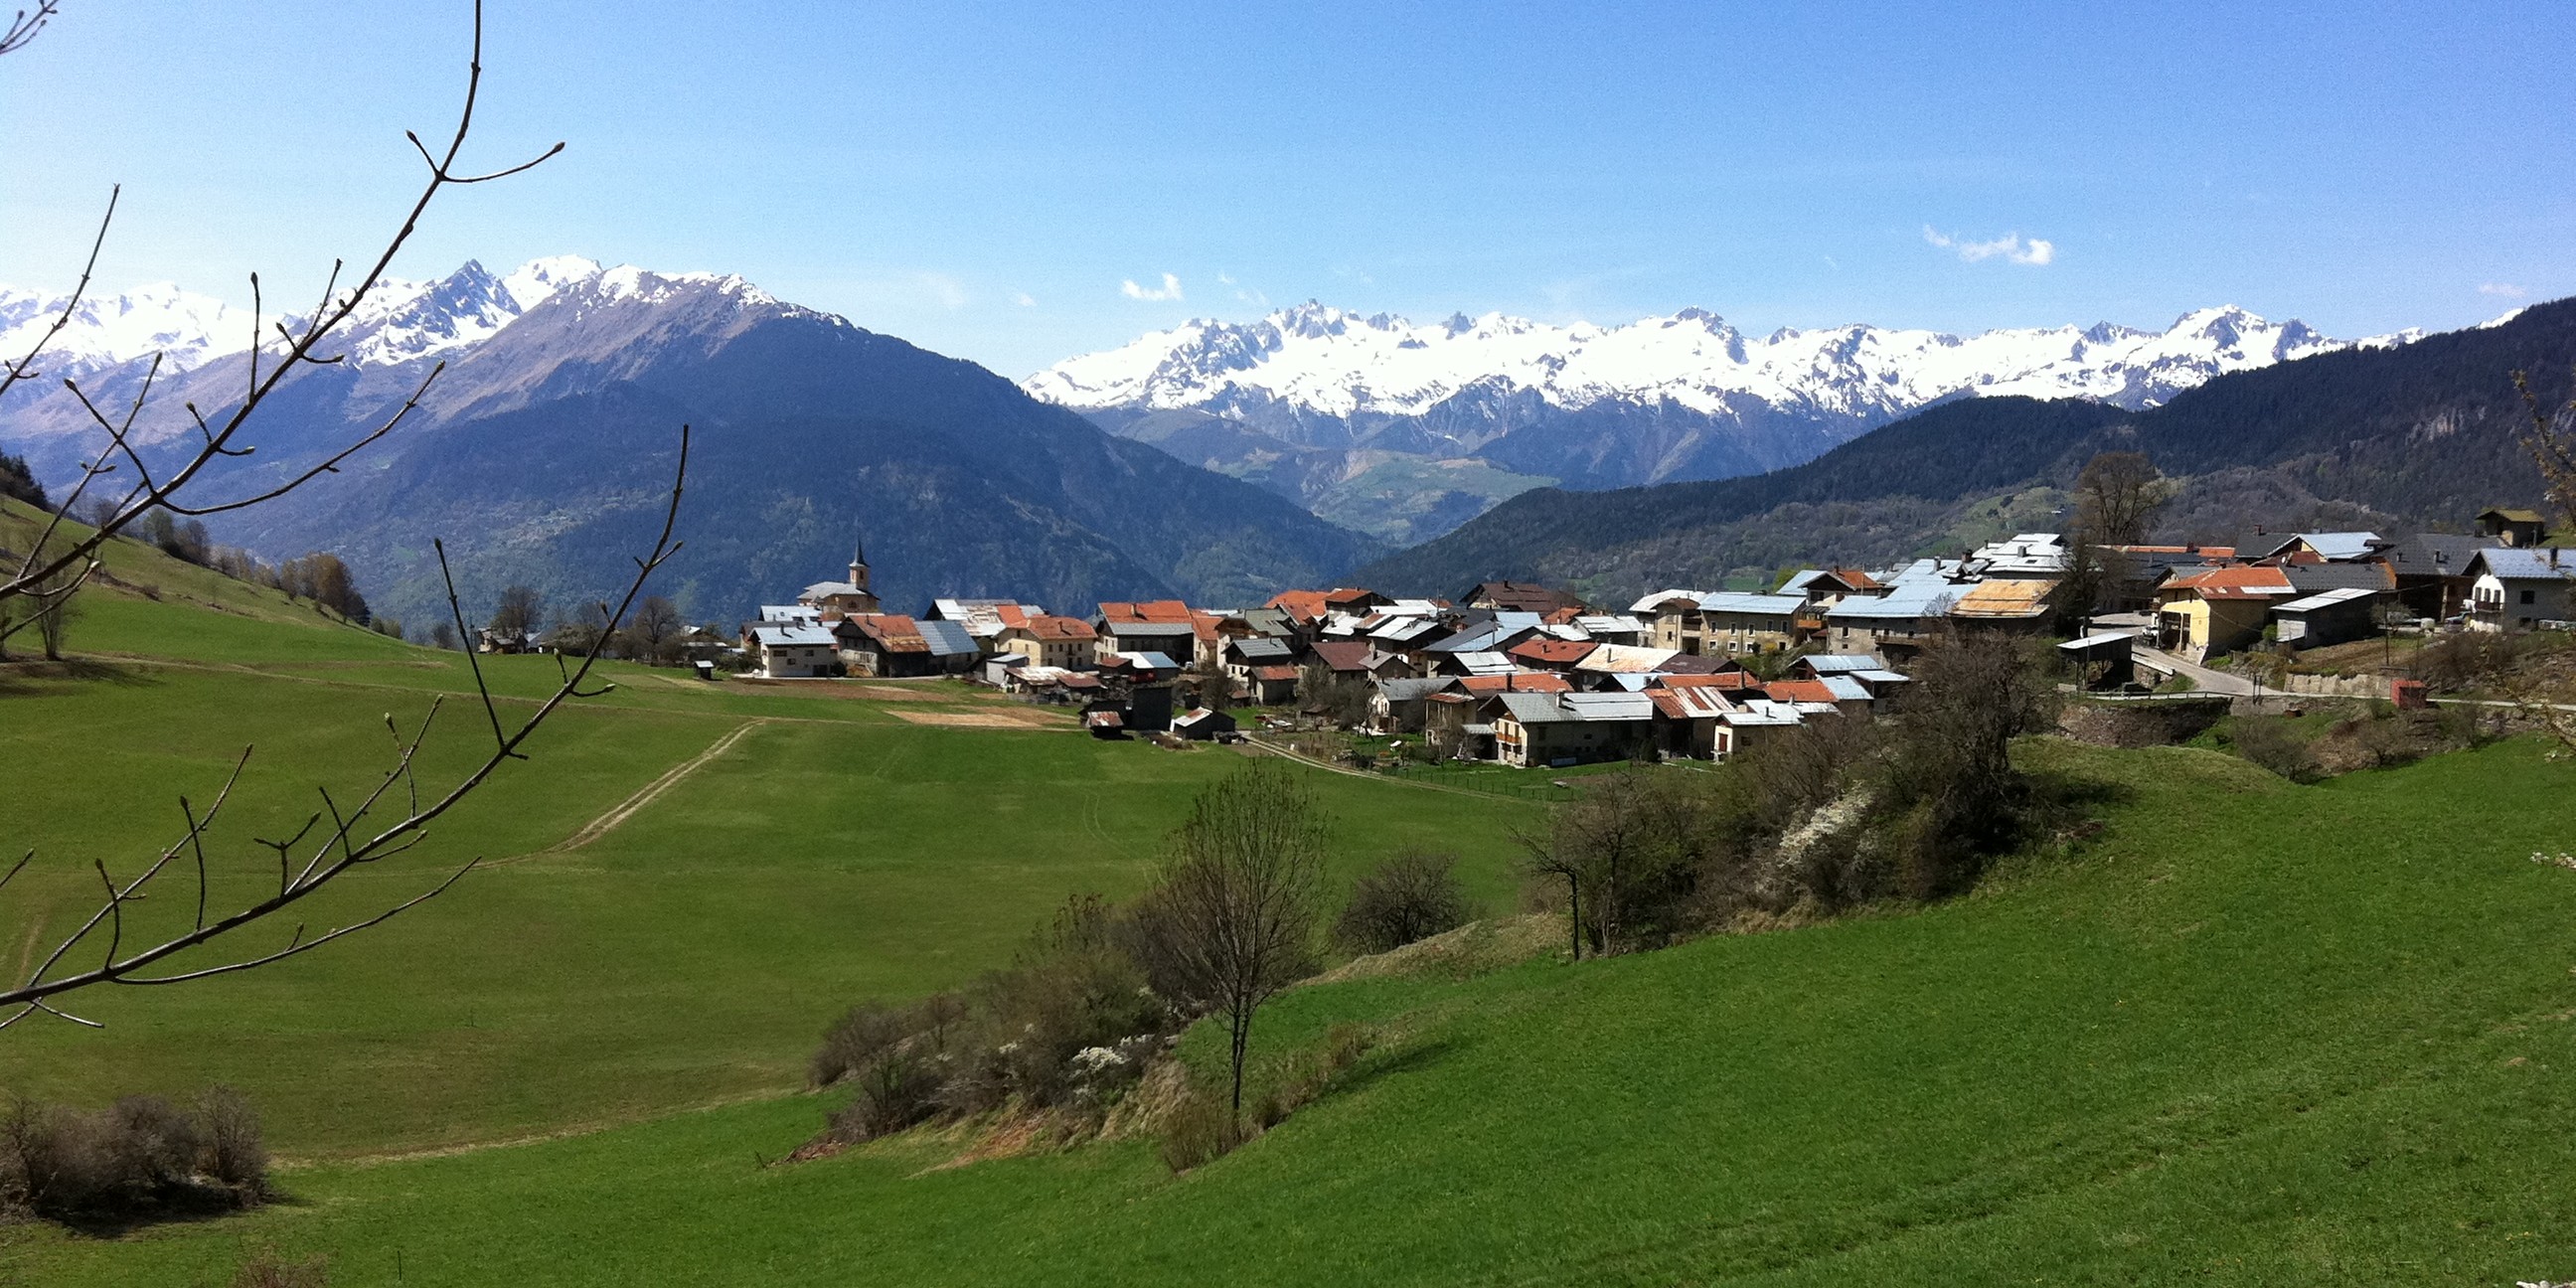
[{"xmin": 3, "ymin": 1, "xmax": 2571, "ymax": 376}]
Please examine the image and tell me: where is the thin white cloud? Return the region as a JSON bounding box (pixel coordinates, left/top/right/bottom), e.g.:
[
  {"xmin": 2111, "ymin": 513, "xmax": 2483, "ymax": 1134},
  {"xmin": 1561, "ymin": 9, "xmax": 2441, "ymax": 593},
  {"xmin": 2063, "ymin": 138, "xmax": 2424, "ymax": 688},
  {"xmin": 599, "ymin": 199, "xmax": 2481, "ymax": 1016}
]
[
  {"xmin": 1120, "ymin": 272, "xmax": 1184, "ymax": 301},
  {"xmin": 1924, "ymin": 226, "xmax": 2055, "ymax": 266},
  {"xmin": 1011, "ymin": 290, "xmax": 1038, "ymax": 307},
  {"xmin": 2480, "ymin": 281, "xmax": 2528, "ymax": 298}
]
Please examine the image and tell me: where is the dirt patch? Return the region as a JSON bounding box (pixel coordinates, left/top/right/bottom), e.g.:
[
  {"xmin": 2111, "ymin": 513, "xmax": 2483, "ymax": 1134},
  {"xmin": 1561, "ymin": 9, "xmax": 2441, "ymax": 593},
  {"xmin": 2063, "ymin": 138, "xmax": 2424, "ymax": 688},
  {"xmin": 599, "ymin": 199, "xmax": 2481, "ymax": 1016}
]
[
  {"xmin": 728, "ymin": 678, "xmax": 966, "ymax": 702},
  {"xmin": 2056, "ymin": 697, "xmax": 2232, "ymax": 747},
  {"xmin": 888, "ymin": 710, "xmax": 1063, "ymax": 729}
]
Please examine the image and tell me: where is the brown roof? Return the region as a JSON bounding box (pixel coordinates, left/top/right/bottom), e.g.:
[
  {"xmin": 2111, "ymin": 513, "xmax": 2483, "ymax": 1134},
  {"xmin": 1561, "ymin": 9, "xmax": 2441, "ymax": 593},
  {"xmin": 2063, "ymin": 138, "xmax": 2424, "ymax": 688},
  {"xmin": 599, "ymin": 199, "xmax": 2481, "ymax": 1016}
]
[
  {"xmin": 1098, "ymin": 599, "xmax": 1195, "ymax": 624},
  {"xmin": 1308, "ymin": 641, "xmax": 1373, "ymax": 672},
  {"xmin": 1324, "ymin": 587, "xmax": 1382, "ymax": 606},
  {"xmin": 1467, "ymin": 580, "xmax": 1586, "ymax": 614},
  {"xmin": 1949, "ymin": 578, "xmax": 2057, "ymax": 620},
  {"xmin": 1660, "ymin": 672, "xmax": 1760, "ymax": 691},
  {"xmin": 1506, "ymin": 638, "xmax": 1598, "ymax": 666},
  {"xmin": 1251, "ymin": 665, "xmax": 1302, "ymax": 682},
  {"xmin": 1020, "ymin": 614, "xmax": 1097, "ymax": 641}
]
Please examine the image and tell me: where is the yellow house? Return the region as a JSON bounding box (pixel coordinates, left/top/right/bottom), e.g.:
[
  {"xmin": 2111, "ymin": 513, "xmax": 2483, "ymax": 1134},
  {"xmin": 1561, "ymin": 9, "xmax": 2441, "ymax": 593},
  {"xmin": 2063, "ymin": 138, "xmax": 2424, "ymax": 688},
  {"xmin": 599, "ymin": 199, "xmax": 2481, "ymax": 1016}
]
[{"xmin": 2154, "ymin": 565, "xmax": 2292, "ymax": 660}]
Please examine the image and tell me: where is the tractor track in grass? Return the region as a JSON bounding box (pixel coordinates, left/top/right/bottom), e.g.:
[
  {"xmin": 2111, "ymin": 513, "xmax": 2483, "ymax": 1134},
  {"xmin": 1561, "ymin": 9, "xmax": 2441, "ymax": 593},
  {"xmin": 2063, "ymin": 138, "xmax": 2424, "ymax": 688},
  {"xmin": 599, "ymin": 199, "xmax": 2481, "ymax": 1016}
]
[{"xmin": 484, "ymin": 719, "xmax": 770, "ymax": 868}]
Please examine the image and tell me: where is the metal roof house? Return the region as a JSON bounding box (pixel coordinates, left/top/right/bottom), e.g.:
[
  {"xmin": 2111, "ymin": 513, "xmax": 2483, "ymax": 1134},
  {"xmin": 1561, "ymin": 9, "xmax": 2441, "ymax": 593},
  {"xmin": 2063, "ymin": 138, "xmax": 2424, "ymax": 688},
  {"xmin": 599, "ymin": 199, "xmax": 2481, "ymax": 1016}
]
[
  {"xmin": 744, "ymin": 623, "xmax": 839, "ymax": 678},
  {"xmin": 2465, "ymin": 547, "xmax": 2576, "ymax": 632},
  {"xmin": 1491, "ymin": 692, "xmax": 1654, "ymax": 767}
]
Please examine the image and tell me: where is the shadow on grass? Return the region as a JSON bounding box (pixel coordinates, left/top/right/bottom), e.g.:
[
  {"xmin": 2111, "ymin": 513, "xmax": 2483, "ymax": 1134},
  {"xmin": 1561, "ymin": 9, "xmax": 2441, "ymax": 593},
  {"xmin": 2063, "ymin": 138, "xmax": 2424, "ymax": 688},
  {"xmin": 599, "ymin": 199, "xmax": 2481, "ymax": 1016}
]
[
  {"xmin": 0, "ymin": 656, "xmax": 162, "ymax": 697},
  {"xmin": 42, "ymin": 1185, "xmax": 299, "ymax": 1240}
]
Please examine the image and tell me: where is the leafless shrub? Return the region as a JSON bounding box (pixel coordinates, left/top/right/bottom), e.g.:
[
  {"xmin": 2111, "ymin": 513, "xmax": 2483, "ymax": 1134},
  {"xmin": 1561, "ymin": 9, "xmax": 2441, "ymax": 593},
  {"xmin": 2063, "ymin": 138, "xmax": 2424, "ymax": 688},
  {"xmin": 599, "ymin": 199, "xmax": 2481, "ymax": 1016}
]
[
  {"xmin": 0, "ymin": 1084, "xmax": 268, "ymax": 1221},
  {"xmin": 2227, "ymin": 717, "xmax": 2322, "ymax": 783},
  {"xmin": 196, "ymin": 1084, "xmax": 267, "ymax": 1199},
  {"xmin": 1334, "ymin": 851, "xmax": 1471, "ymax": 955},
  {"xmin": 1156, "ymin": 1080, "xmax": 1239, "ymax": 1173}
]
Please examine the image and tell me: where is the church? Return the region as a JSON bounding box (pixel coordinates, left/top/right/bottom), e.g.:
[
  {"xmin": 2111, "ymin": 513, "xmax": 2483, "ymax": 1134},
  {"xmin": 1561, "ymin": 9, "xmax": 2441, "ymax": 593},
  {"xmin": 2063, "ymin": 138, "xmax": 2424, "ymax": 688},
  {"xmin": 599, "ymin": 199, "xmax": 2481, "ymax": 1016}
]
[{"xmin": 796, "ymin": 543, "xmax": 881, "ymax": 618}]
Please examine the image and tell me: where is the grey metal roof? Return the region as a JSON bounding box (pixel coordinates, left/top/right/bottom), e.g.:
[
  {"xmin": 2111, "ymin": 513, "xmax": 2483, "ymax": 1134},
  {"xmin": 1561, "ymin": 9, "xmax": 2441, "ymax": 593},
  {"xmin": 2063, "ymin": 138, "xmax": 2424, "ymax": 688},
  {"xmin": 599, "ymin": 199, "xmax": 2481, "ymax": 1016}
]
[
  {"xmin": 1722, "ymin": 700, "xmax": 1805, "ymax": 726},
  {"xmin": 1452, "ymin": 650, "xmax": 1517, "ymax": 676},
  {"xmin": 1574, "ymin": 614, "xmax": 1646, "ymax": 636},
  {"xmin": 2281, "ymin": 563, "xmax": 2394, "ymax": 593},
  {"xmin": 2470, "ymin": 548, "xmax": 2576, "ymax": 581},
  {"xmin": 1122, "ymin": 651, "xmax": 1181, "ymax": 670},
  {"xmin": 915, "ymin": 619, "xmax": 980, "ymax": 656},
  {"xmin": 2058, "ymin": 631, "xmax": 2137, "ymax": 651},
  {"xmin": 1498, "ymin": 692, "xmax": 1652, "ymax": 724},
  {"xmin": 1370, "ymin": 618, "xmax": 1445, "ymax": 644},
  {"xmin": 751, "ymin": 624, "xmax": 835, "ymax": 647},
  {"xmin": 1827, "ymin": 572, "xmax": 1964, "ymax": 621},
  {"xmin": 1799, "ymin": 653, "xmax": 1884, "ymax": 673},
  {"xmin": 1818, "ymin": 675, "xmax": 1873, "ymax": 702},
  {"xmin": 1853, "ymin": 669, "xmax": 1911, "ymax": 685},
  {"xmin": 2274, "ymin": 586, "xmax": 2381, "ymax": 614},
  {"xmin": 1228, "ymin": 636, "xmax": 1296, "ymax": 662},
  {"xmin": 759, "ymin": 604, "xmax": 818, "ymax": 622},
  {"xmin": 2380, "ymin": 533, "xmax": 2487, "ymax": 572},
  {"xmin": 1375, "ymin": 677, "xmax": 1456, "ymax": 701},
  {"xmin": 2289, "ymin": 532, "xmax": 2386, "ymax": 562}
]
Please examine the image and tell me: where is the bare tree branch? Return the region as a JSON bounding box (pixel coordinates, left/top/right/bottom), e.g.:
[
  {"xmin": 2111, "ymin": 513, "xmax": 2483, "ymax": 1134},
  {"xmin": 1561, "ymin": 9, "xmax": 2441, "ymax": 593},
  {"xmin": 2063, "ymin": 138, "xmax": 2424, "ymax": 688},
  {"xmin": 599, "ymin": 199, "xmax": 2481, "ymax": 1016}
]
[
  {"xmin": 0, "ymin": 0, "xmax": 59, "ymax": 58},
  {"xmin": 0, "ymin": 0, "xmax": 563, "ymax": 613},
  {"xmin": 0, "ymin": 427, "xmax": 690, "ymax": 1023}
]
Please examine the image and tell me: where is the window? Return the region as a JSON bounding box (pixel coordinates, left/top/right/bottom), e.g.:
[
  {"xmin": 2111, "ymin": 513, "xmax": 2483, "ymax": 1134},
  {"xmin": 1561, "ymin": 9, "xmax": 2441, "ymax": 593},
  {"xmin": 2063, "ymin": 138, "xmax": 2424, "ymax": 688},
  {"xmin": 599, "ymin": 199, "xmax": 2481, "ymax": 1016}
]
[{"xmin": 2522, "ymin": 589, "xmax": 2538, "ymax": 605}]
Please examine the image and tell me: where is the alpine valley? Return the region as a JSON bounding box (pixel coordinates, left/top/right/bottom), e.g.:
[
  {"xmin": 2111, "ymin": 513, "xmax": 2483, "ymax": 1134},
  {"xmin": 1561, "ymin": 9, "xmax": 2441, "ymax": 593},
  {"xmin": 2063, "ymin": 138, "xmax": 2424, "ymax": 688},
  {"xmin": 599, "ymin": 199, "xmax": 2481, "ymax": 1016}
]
[{"xmin": 1026, "ymin": 302, "xmax": 2412, "ymax": 544}]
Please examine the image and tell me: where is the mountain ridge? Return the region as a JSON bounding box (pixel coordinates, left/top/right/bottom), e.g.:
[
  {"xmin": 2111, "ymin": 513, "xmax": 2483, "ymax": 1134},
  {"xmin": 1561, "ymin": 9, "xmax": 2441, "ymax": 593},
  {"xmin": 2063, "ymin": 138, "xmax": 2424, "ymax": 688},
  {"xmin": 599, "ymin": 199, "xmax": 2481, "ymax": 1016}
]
[{"xmin": 1026, "ymin": 299, "xmax": 2419, "ymax": 542}]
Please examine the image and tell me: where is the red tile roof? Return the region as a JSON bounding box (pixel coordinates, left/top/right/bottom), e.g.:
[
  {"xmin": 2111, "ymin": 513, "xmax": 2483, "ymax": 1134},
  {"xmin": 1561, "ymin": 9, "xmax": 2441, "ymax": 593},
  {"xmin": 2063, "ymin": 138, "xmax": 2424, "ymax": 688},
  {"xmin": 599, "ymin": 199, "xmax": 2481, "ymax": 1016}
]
[
  {"xmin": 1459, "ymin": 672, "xmax": 1572, "ymax": 694},
  {"xmin": 1660, "ymin": 672, "xmax": 1759, "ymax": 691},
  {"xmin": 1098, "ymin": 599, "xmax": 1195, "ymax": 624},
  {"xmin": 1761, "ymin": 678, "xmax": 1841, "ymax": 704},
  {"xmin": 1267, "ymin": 589, "xmax": 1330, "ymax": 621},
  {"xmin": 2163, "ymin": 564, "xmax": 2294, "ymax": 600},
  {"xmin": 1020, "ymin": 614, "xmax": 1097, "ymax": 641},
  {"xmin": 1251, "ymin": 665, "xmax": 1302, "ymax": 682}
]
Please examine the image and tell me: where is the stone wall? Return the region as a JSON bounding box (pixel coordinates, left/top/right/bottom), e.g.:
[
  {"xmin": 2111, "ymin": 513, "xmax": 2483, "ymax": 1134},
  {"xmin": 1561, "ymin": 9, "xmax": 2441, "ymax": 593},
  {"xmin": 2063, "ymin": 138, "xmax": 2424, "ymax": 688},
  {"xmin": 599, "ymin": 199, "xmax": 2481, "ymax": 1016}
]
[{"xmin": 2055, "ymin": 696, "xmax": 2234, "ymax": 748}]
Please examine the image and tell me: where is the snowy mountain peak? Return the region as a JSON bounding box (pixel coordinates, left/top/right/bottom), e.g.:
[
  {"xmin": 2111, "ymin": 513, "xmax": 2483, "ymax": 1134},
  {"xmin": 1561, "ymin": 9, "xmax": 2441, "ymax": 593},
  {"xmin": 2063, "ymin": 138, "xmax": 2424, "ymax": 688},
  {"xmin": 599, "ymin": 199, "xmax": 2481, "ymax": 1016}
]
[{"xmin": 1026, "ymin": 301, "xmax": 2369, "ymax": 423}]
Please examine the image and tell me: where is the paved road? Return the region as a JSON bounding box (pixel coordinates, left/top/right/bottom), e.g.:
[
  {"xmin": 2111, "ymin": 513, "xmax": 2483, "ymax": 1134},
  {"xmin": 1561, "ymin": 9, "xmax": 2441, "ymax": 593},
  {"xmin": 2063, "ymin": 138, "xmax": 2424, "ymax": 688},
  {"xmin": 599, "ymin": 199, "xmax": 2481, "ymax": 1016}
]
[{"xmin": 2131, "ymin": 645, "xmax": 2258, "ymax": 696}]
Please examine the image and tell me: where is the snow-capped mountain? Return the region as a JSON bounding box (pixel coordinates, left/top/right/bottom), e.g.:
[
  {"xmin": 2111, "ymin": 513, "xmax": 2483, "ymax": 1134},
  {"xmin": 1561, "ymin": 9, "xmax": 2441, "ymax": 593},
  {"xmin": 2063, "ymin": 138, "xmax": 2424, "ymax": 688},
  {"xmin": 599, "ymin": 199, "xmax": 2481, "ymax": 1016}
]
[
  {"xmin": 0, "ymin": 255, "xmax": 1372, "ymax": 625},
  {"xmin": 0, "ymin": 254, "xmax": 616, "ymax": 382},
  {"xmin": 1024, "ymin": 301, "xmax": 2394, "ymax": 543}
]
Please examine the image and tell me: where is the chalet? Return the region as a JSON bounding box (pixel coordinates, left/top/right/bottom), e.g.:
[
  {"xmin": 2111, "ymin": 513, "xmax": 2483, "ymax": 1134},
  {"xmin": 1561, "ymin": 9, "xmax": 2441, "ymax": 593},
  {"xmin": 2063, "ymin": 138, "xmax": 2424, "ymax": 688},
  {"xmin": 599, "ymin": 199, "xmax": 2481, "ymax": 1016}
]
[
  {"xmin": 2269, "ymin": 586, "xmax": 2385, "ymax": 649},
  {"xmin": 1368, "ymin": 676, "xmax": 1457, "ymax": 734},
  {"xmin": 914, "ymin": 619, "xmax": 984, "ymax": 674},
  {"xmin": 1571, "ymin": 613, "xmax": 1650, "ymax": 646},
  {"xmin": 2153, "ymin": 564, "xmax": 2294, "ymax": 660},
  {"xmin": 2379, "ymin": 533, "xmax": 2486, "ymax": 619},
  {"xmin": 1631, "ymin": 589, "xmax": 1806, "ymax": 657},
  {"xmin": 1096, "ymin": 618, "xmax": 1198, "ymax": 666},
  {"xmin": 1083, "ymin": 705, "xmax": 1129, "ymax": 739},
  {"xmin": 2466, "ymin": 548, "xmax": 2576, "ymax": 632},
  {"xmin": 2479, "ymin": 508, "xmax": 2549, "ymax": 549},
  {"xmin": 832, "ymin": 613, "xmax": 935, "ymax": 678},
  {"xmin": 744, "ymin": 623, "xmax": 838, "ymax": 678},
  {"xmin": 1492, "ymin": 692, "xmax": 1654, "ymax": 768},
  {"xmin": 1718, "ymin": 700, "xmax": 1807, "ymax": 757},
  {"xmin": 1823, "ymin": 562, "xmax": 1968, "ymax": 657},
  {"xmin": 1304, "ymin": 640, "xmax": 1376, "ymax": 679},
  {"xmin": 1647, "ymin": 684, "xmax": 1737, "ymax": 760},
  {"xmin": 998, "ymin": 615, "xmax": 1097, "ymax": 669},
  {"xmin": 797, "ymin": 545, "xmax": 882, "ymax": 618},
  {"xmin": 1572, "ymin": 643, "xmax": 1684, "ymax": 686},
  {"xmin": 476, "ymin": 627, "xmax": 537, "ymax": 655},
  {"xmin": 2253, "ymin": 532, "xmax": 2390, "ymax": 564},
  {"xmin": 1789, "ymin": 654, "xmax": 1910, "ymax": 710},
  {"xmin": 928, "ymin": 599, "xmax": 1039, "ymax": 655}
]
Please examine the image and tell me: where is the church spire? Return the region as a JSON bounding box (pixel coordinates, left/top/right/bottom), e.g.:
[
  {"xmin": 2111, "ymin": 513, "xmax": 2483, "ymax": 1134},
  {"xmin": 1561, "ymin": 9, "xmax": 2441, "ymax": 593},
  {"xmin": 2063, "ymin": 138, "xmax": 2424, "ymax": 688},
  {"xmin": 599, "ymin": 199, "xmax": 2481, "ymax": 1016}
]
[{"xmin": 848, "ymin": 539, "xmax": 869, "ymax": 591}]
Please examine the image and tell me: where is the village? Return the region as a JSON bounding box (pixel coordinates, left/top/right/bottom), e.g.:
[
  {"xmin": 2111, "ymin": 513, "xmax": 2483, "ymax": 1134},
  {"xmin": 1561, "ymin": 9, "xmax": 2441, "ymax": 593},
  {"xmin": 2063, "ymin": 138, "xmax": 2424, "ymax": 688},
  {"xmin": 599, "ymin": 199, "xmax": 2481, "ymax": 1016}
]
[{"xmin": 701, "ymin": 507, "xmax": 2576, "ymax": 770}]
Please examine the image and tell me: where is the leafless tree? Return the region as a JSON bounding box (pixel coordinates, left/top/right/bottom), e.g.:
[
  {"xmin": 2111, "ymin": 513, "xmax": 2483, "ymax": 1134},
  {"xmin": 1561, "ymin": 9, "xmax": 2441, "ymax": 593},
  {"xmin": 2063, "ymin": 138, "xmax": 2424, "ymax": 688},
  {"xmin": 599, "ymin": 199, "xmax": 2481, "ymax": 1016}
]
[
  {"xmin": 2072, "ymin": 450, "xmax": 2169, "ymax": 547},
  {"xmin": 0, "ymin": 1, "xmax": 57, "ymax": 58},
  {"xmin": 1333, "ymin": 850, "xmax": 1470, "ymax": 954},
  {"xmin": 0, "ymin": 0, "xmax": 564, "ymax": 651},
  {"xmin": 489, "ymin": 584, "xmax": 545, "ymax": 641},
  {"xmin": 1125, "ymin": 760, "xmax": 1326, "ymax": 1132},
  {"xmin": 0, "ymin": 427, "xmax": 690, "ymax": 1029},
  {"xmin": 2514, "ymin": 368, "xmax": 2576, "ymax": 536},
  {"xmin": 622, "ymin": 594, "xmax": 683, "ymax": 664},
  {"xmin": 0, "ymin": 5, "xmax": 705, "ymax": 1031}
]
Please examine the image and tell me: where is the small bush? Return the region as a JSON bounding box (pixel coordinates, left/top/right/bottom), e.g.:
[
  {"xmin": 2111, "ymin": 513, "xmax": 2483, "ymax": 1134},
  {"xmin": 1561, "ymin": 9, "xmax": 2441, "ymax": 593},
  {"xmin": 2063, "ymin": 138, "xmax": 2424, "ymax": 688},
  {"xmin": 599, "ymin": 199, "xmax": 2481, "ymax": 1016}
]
[
  {"xmin": 1334, "ymin": 851, "xmax": 1472, "ymax": 954},
  {"xmin": 2229, "ymin": 717, "xmax": 2322, "ymax": 782},
  {"xmin": 0, "ymin": 1085, "xmax": 269, "ymax": 1223},
  {"xmin": 1157, "ymin": 1083, "xmax": 1241, "ymax": 1174},
  {"xmin": 198, "ymin": 1085, "xmax": 269, "ymax": 1200}
]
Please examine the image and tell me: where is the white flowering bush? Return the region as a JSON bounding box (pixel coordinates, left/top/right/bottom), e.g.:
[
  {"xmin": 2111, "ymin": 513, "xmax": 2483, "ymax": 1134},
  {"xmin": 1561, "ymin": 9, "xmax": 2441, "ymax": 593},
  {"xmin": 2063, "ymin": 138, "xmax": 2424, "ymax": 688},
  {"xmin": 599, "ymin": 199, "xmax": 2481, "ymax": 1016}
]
[{"xmin": 2533, "ymin": 852, "xmax": 2576, "ymax": 872}]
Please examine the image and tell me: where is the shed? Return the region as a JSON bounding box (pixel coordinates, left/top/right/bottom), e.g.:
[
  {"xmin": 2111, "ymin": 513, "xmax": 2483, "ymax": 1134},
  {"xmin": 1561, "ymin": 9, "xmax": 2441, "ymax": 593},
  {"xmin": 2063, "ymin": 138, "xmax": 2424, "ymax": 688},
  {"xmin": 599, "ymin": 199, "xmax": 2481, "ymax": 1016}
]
[
  {"xmin": 2056, "ymin": 630, "xmax": 2136, "ymax": 688},
  {"xmin": 1171, "ymin": 707, "xmax": 1237, "ymax": 740},
  {"xmin": 2270, "ymin": 586, "xmax": 2384, "ymax": 649}
]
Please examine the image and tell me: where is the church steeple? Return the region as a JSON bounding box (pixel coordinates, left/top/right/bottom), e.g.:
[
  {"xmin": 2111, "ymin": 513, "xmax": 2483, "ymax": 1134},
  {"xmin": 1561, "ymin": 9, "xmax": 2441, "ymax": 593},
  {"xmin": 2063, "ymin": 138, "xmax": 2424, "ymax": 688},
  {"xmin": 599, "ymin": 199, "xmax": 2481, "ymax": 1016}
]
[{"xmin": 848, "ymin": 539, "xmax": 869, "ymax": 591}]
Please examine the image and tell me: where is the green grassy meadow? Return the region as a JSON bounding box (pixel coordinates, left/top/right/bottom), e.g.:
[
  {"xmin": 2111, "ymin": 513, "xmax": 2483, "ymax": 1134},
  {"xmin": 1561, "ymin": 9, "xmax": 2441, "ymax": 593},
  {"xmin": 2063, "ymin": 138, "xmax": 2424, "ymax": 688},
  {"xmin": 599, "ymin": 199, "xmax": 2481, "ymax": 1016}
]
[{"xmin": 6, "ymin": 513, "xmax": 2576, "ymax": 1284}]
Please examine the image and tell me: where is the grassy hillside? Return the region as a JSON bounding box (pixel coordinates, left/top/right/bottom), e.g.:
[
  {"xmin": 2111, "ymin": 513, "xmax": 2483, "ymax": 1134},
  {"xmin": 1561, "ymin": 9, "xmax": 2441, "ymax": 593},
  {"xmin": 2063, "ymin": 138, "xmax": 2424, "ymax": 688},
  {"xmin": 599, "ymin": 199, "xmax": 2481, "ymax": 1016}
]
[
  {"xmin": 4, "ymin": 731, "xmax": 2572, "ymax": 1281},
  {"xmin": 0, "ymin": 529, "xmax": 1543, "ymax": 1168}
]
